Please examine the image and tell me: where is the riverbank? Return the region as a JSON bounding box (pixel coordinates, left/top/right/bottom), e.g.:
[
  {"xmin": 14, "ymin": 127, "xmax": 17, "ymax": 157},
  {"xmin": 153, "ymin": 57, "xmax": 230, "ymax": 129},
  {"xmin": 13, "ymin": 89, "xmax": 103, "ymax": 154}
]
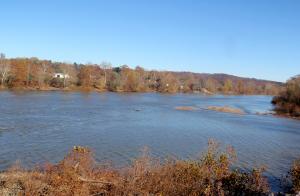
[
  {"xmin": 0, "ymin": 86, "xmax": 279, "ymax": 96},
  {"xmin": 274, "ymin": 113, "xmax": 300, "ymax": 120},
  {"xmin": 0, "ymin": 144, "xmax": 278, "ymax": 195},
  {"xmin": 271, "ymin": 75, "xmax": 300, "ymax": 120},
  {"xmin": 0, "ymin": 86, "xmax": 108, "ymax": 92},
  {"xmin": 0, "ymin": 145, "xmax": 299, "ymax": 195}
]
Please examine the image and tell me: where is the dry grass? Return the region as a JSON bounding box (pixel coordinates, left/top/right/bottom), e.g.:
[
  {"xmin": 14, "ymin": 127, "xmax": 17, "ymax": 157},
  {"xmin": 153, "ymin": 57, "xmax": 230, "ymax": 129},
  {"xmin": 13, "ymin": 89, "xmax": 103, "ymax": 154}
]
[
  {"xmin": 207, "ymin": 106, "xmax": 245, "ymax": 115},
  {"xmin": 0, "ymin": 141, "xmax": 272, "ymax": 195}
]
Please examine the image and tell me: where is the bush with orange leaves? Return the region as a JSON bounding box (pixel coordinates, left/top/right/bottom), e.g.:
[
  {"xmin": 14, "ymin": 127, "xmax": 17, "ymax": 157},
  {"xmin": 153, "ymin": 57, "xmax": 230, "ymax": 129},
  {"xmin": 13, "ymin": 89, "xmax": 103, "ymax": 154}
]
[
  {"xmin": 288, "ymin": 159, "xmax": 300, "ymax": 193},
  {"xmin": 113, "ymin": 140, "xmax": 269, "ymax": 195},
  {"xmin": 0, "ymin": 141, "xmax": 271, "ymax": 195}
]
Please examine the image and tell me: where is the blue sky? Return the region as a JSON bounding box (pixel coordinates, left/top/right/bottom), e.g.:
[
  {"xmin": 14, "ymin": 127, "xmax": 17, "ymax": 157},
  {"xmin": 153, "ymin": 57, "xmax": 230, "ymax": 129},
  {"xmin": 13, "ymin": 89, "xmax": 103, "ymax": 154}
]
[{"xmin": 0, "ymin": 0, "xmax": 299, "ymax": 82}]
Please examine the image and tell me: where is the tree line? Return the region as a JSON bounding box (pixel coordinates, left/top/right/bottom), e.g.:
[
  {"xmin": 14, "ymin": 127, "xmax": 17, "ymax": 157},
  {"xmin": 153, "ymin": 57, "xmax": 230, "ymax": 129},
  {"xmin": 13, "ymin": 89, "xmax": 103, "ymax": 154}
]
[{"xmin": 0, "ymin": 53, "xmax": 282, "ymax": 94}]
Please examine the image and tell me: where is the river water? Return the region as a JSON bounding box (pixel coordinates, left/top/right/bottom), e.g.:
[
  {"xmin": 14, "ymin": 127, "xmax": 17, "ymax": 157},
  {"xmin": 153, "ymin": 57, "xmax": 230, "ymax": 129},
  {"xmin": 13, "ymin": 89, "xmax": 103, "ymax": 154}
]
[{"xmin": 0, "ymin": 91, "xmax": 299, "ymax": 191}]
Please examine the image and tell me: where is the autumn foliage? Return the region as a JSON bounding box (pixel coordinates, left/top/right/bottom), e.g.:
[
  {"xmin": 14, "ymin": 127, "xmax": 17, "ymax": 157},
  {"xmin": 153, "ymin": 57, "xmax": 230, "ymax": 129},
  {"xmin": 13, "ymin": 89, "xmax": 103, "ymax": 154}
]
[
  {"xmin": 272, "ymin": 75, "xmax": 300, "ymax": 117},
  {"xmin": 0, "ymin": 141, "xmax": 273, "ymax": 195},
  {"xmin": 289, "ymin": 159, "xmax": 300, "ymax": 193},
  {"xmin": 0, "ymin": 53, "xmax": 282, "ymax": 94}
]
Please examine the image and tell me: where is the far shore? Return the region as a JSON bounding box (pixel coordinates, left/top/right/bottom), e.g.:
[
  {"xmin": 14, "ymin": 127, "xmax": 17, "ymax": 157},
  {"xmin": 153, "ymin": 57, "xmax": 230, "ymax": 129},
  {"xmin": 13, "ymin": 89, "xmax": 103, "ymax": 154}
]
[{"xmin": 0, "ymin": 86, "xmax": 277, "ymax": 96}]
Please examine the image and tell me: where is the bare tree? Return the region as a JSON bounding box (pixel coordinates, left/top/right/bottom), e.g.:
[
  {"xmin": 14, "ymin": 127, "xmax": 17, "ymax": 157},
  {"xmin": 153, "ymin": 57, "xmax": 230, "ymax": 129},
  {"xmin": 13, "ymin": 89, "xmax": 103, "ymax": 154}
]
[
  {"xmin": 59, "ymin": 63, "xmax": 77, "ymax": 88},
  {"xmin": 0, "ymin": 53, "xmax": 10, "ymax": 87},
  {"xmin": 26, "ymin": 62, "xmax": 31, "ymax": 86},
  {"xmin": 100, "ymin": 61, "xmax": 112, "ymax": 87},
  {"xmin": 37, "ymin": 61, "xmax": 49, "ymax": 87}
]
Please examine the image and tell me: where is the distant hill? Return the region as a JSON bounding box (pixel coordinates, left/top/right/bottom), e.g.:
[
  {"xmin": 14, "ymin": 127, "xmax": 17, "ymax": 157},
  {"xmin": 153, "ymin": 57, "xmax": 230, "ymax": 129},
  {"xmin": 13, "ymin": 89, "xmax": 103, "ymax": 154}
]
[
  {"xmin": 170, "ymin": 71, "xmax": 283, "ymax": 95},
  {"xmin": 173, "ymin": 71, "xmax": 282, "ymax": 85}
]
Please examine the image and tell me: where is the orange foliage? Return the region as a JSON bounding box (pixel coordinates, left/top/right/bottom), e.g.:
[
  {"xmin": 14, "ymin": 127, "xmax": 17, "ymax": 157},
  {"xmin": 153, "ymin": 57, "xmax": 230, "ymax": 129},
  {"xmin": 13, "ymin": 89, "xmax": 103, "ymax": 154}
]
[
  {"xmin": 0, "ymin": 142, "xmax": 272, "ymax": 195},
  {"xmin": 0, "ymin": 54, "xmax": 283, "ymax": 94}
]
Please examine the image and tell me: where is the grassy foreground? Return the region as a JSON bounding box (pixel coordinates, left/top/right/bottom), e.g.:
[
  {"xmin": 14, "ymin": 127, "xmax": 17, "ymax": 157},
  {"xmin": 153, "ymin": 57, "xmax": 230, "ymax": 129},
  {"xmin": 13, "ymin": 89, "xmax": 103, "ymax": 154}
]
[{"xmin": 0, "ymin": 141, "xmax": 299, "ymax": 195}]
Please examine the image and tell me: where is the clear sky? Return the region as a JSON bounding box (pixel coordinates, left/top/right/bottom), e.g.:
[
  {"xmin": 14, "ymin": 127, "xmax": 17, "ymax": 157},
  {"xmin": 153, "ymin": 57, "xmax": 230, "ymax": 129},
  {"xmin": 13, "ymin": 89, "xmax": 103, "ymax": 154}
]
[{"xmin": 0, "ymin": 0, "xmax": 299, "ymax": 82}]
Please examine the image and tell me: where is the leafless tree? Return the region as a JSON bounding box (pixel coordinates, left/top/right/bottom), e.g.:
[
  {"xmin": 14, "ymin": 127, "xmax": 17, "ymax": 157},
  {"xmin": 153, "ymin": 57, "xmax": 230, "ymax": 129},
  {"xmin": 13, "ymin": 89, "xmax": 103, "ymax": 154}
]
[
  {"xmin": 37, "ymin": 61, "xmax": 49, "ymax": 87},
  {"xmin": 59, "ymin": 63, "xmax": 77, "ymax": 88},
  {"xmin": 100, "ymin": 61, "xmax": 112, "ymax": 86},
  {"xmin": 0, "ymin": 53, "xmax": 10, "ymax": 87}
]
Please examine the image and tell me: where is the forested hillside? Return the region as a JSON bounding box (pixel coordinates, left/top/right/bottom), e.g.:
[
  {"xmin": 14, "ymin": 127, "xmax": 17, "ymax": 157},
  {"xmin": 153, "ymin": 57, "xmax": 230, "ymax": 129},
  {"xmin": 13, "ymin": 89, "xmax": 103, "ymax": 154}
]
[{"xmin": 0, "ymin": 54, "xmax": 283, "ymax": 94}]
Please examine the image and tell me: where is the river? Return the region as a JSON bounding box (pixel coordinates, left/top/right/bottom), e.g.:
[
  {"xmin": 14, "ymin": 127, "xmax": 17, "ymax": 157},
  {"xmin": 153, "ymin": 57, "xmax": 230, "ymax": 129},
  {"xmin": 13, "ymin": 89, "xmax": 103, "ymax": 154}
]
[{"xmin": 0, "ymin": 91, "xmax": 299, "ymax": 191}]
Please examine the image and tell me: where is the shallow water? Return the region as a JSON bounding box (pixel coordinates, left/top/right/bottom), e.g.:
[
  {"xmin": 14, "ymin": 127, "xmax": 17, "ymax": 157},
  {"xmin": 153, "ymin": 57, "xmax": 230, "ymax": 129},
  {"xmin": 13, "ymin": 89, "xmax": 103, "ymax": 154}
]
[{"xmin": 0, "ymin": 91, "xmax": 300, "ymax": 191}]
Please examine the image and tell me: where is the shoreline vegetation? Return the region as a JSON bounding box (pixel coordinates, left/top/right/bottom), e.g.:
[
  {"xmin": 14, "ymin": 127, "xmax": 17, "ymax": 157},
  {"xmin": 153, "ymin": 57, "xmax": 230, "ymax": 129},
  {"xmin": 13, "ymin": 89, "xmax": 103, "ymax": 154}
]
[
  {"xmin": 0, "ymin": 141, "xmax": 299, "ymax": 195},
  {"xmin": 272, "ymin": 75, "xmax": 300, "ymax": 120},
  {"xmin": 0, "ymin": 53, "xmax": 283, "ymax": 95}
]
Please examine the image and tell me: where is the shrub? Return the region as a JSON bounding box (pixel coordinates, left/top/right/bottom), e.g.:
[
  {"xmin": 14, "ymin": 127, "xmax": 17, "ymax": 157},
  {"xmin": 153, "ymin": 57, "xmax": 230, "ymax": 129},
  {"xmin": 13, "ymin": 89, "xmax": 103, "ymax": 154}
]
[
  {"xmin": 0, "ymin": 143, "xmax": 271, "ymax": 195},
  {"xmin": 50, "ymin": 78, "xmax": 64, "ymax": 88},
  {"xmin": 272, "ymin": 75, "xmax": 300, "ymax": 117},
  {"xmin": 290, "ymin": 159, "xmax": 300, "ymax": 193}
]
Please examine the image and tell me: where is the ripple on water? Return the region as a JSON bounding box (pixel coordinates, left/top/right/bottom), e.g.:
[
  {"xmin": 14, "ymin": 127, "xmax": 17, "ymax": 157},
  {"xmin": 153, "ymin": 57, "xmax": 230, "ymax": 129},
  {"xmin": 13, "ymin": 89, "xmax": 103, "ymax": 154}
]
[{"xmin": 0, "ymin": 92, "xmax": 299, "ymax": 192}]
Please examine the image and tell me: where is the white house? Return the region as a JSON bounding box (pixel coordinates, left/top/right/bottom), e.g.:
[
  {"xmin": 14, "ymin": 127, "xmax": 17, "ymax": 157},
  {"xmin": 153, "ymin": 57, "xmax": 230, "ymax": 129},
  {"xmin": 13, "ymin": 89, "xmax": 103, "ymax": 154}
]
[{"xmin": 53, "ymin": 73, "xmax": 70, "ymax": 79}]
